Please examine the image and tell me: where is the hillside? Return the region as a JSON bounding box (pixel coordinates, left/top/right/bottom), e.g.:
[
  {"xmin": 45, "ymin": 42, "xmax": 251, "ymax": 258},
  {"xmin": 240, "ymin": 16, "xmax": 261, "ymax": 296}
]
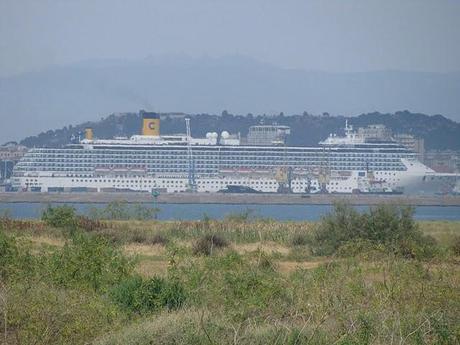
[
  {"xmin": 1, "ymin": 55, "xmax": 460, "ymax": 142},
  {"xmin": 19, "ymin": 110, "xmax": 460, "ymax": 150}
]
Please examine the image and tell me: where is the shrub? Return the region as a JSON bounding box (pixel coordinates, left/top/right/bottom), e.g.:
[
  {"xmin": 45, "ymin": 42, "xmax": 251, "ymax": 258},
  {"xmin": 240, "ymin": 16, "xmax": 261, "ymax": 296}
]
[
  {"xmin": 131, "ymin": 203, "xmax": 159, "ymax": 220},
  {"xmin": 311, "ymin": 202, "xmax": 435, "ymax": 257},
  {"xmin": 110, "ymin": 276, "xmax": 185, "ymax": 313},
  {"xmin": 223, "ymin": 209, "xmax": 254, "ymax": 222},
  {"xmin": 174, "ymin": 251, "xmax": 289, "ymax": 322},
  {"xmin": 149, "ymin": 234, "xmax": 169, "ymax": 246},
  {"xmin": 48, "ymin": 232, "xmax": 133, "ymax": 291},
  {"xmin": 451, "ymin": 236, "xmax": 460, "ymax": 256},
  {"xmin": 89, "ymin": 201, "xmax": 159, "ymax": 220},
  {"xmin": 0, "ymin": 229, "xmax": 18, "ymax": 279},
  {"xmin": 336, "ymin": 239, "xmax": 384, "ymax": 258},
  {"xmin": 131, "ymin": 230, "xmax": 148, "ymax": 243},
  {"xmin": 5, "ymin": 281, "xmax": 122, "ymax": 345},
  {"xmin": 75, "ymin": 215, "xmax": 106, "ymax": 232},
  {"xmin": 395, "ymin": 235, "xmax": 439, "ymax": 259},
  {"xmin": 290, "ymin": 232, "xmax": 310, "ymax": 246},
  {"xmin": 366, "ymin": 203, "xmax": 419, "ymax": 244},
  {"xmin": 311, "ymin": 202, "xmax": 366, "ymax": 255},
  {"xmin": 109, "ymin": 275, "xmax": 143, "ymax": 311},
  {"xmin": 41, "ymin": 205, "xmax": 76, "ymax": 228},
  {"xmin": 103, "ymin": 201, "xmax": 132, "ymax": 220},
  {"xmin": 127, "ymin": 231, "xmax": 169, "ymax": 245},
  {"xmin": 0, "ymin": 229, "xmax": 36, "ymax": 281},
  {"xmin": 192, "ymin": 234, "xmax": 228, "ymax": 256}
]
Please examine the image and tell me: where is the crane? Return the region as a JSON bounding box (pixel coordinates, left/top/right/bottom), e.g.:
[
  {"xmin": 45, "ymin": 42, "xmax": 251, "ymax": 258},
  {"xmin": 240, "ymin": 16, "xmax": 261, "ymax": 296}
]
[{"xmin": 185, "ymin": 118, "xmax": 197, "ymax": 191}]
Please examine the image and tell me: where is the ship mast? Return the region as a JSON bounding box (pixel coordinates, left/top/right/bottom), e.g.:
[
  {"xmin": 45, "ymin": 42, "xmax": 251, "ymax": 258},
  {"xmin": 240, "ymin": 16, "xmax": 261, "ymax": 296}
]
[{"xmin": 185, "ymin": 118, "xmax": 197, "ymax": 191}]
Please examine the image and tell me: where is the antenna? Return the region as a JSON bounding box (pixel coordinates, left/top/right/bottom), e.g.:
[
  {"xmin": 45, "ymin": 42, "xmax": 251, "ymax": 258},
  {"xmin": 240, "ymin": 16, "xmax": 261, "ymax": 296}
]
[
  {"xmin": 185, "ymin": 118, "xmax": 196, "ymax": 191},
  {"xmin": 345, "ymin": 120, "xmax": 353, "ymax": 136}
]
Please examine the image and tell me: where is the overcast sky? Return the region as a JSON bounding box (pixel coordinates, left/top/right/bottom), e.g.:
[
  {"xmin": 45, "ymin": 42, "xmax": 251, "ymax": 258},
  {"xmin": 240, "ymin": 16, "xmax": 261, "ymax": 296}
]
[{"xmin": 1, "ymin": 0, "xmax": 460, "ymax": 77}]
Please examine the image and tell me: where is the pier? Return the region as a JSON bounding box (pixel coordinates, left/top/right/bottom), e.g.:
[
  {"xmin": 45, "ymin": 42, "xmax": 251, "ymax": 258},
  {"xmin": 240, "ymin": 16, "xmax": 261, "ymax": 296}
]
[{"xmin": 0, "ymin": 192, "xmax": 459, "ymax": 206}]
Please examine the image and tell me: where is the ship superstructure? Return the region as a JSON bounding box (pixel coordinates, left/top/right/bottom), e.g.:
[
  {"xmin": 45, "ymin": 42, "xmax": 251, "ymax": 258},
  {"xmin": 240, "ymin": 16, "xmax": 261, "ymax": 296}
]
[{"xmin": 12, "ymin": 114, "xmax": 459, "ymax": 194}]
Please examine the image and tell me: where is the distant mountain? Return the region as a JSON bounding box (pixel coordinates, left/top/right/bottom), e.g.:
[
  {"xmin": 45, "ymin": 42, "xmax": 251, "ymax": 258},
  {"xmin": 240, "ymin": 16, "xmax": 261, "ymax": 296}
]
[
  {"xmin": 1, "ymin": 55, "xmax": 460, "ymax": 142},
  {"xmin": 19, "ymin": 110, "xmax": 460, "ymax": 151}
]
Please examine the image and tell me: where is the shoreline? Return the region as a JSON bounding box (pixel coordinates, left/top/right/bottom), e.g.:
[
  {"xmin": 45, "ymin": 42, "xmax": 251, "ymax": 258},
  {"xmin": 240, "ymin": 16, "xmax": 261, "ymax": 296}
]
[{"xmin": 0, "ymin": 192, "xmax": 460, "ymax": 206}]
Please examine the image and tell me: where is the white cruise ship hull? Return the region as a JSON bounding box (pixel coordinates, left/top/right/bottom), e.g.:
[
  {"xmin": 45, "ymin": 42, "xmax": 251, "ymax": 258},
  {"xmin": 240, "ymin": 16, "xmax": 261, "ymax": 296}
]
[{"xmin": 12, "ymin": 170, "xmax": 458, "ymax": 195}]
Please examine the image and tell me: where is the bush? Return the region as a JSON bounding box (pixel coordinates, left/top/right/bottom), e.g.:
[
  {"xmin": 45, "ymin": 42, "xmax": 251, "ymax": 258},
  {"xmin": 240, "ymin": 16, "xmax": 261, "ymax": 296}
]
[
  {"xmin": 0, "ymin": 229, "xmax": 36, "ymax": 281},
  {"xmin": 0, "ymin": 229, "xmax": 18, "ymax": 279},
  {"xmin": 149, "ymin": 234, "xmax": 169, "ymax": 246},
  {"xmin": 48, "ymin": 232, "xmax": 133, "ymax": 291},
  {"xmin": 110, "ymin": 276, "xmax": 185, "ymax": 313},
  {"xmin": 336, "ymin": 239, "xmax": 384, "ymax": 258},
  {"xmin": 451, "ymin": 236, "xmax": 460, "ymax": 256},
  {"xmin": 5, "ymin": 282, "xmax": 122, "ymax": 345},
  {"xmin": 395, "ymin": 235, "xmax": 439, "ymax": 259},
  {"xmin": 131, "ymin": 203, "xmax": 159, "ymax": 220},
  {"xmin": 192, "ymin": 234, "xmax": 228, "ymax": 256},
  {"xmin": 223, "ymin": 209, "xmax": 254, "ymax": 222},
  {"xmin": 89, "ymin": 201, "xmax": 159, "ymax": 220},
  {"xmin": 75, "ymin": 215, "xmax": 106, "ymax": 232},
  {"xmin": 101, "ymin": 201, "xmax": 132, "ymax": 220},
  {"xmin": 290, "ymin": 232, "xmax": 310, "ymax": 246},
  {"xmin": 311, "ymin": 202, "xmax": 436, "ymax": 257},
  {"xmin": 131, "ymin": 230, "xmax": 148, "ymax": 243},
  {"xmin": 109, "ymin": 275, "xmax": 143, "ymax": 311},
  {"xmin": 41, "ymin": 205, "xmax": 77, "ymax": 228}
]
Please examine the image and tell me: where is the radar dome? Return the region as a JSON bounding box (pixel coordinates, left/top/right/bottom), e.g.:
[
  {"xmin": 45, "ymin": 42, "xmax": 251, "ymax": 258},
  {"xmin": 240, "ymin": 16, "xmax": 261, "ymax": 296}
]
[{"xmin": 221, "ymin": 131, "xmax": 230, "ymax": 139}]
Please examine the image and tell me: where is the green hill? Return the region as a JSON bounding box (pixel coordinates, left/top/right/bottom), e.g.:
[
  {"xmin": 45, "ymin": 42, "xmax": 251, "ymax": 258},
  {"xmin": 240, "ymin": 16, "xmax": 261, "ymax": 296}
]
[{"xmin": 19, "ymin": 110, "xmax": 460, "ymax": 150}]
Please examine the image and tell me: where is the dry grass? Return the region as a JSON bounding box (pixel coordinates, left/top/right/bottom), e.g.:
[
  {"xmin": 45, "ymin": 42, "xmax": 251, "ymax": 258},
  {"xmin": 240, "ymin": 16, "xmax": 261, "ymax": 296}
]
[
  {"xmin": 134, "ymin": 259, "xmax": 169, "ymax": 277},
  {"xmin": 28, "ymin": 235, "xmax": 65, "ymax": 248},
  {"xmin": 277, "ymin": 260, "xmax": 328, "ymax": 273},
  {"xmin": 419, "ymin": 221, "xmax": 460, "ymax": 245},
  {"xmin": 122, "ymin": 243, "xmax": 166, "ymax": 257},
  {"xmin": 10, "ymin": 220, "xmax": 460, "ymax": 281},
  {"xmin": 5, "ymin": 218, "xmax": 459, "ymax": 248},
  {"xmin": 233, "ymin": 242, "xmax": 290, "ymax": 255}
]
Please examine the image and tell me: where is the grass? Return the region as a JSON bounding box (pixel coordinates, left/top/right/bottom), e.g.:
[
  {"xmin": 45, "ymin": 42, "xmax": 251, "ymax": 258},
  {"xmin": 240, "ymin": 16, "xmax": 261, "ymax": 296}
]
[
  {"xmin": 419, "ymin": 220, "xmax": 460, "ymax": 245},
  {"xmin": 1, "ymin": 208, "xmax": 459, "ymax": 345}
]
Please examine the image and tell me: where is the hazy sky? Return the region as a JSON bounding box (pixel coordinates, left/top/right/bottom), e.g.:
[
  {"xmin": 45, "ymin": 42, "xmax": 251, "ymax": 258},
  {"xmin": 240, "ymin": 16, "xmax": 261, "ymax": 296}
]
[{"xmin": 1, "ymin": 0, "xmax": 460, "ymax": 77}]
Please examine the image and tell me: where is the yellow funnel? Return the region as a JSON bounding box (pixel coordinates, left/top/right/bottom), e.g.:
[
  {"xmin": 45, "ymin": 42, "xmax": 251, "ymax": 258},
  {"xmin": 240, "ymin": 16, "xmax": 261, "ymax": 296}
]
[
  {"xmin": 142, "ymin": 112, "xmax": 160, "ymax": 136},
  {"xmin": 84, "ymin": 127, "xmax": 93, "ymax": 140}
]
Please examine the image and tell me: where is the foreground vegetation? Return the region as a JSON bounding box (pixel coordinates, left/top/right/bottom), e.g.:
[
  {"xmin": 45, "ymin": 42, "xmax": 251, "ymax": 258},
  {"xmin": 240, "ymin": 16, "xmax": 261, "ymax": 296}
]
[{"xmin": 1, "ymin": 203, "xmax": 459, "ymax": 344}]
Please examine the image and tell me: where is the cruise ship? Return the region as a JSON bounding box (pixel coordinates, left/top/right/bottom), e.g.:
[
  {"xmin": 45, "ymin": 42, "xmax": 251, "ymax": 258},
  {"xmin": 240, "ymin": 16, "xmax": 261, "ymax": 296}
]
[{"xmin": 12, "ymin": 112, "xmax": 459, "ymax": 195}]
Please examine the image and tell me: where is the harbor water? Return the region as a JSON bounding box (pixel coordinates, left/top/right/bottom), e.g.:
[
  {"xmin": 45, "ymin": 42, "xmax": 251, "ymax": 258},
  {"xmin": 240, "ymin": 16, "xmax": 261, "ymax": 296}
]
[{"xmin": 0, "ymin": 202, "xmax": 459, "ymax": 221}]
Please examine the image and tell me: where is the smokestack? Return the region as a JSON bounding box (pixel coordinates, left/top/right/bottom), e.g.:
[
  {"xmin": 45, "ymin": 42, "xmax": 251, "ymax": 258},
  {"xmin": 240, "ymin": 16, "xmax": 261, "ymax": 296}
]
[
  {"xmin": 141, "ymin": 111, "xmax": 160, "ymax": 136},
  {"xmin": 84, "ymin": 127, "xmax": 93, "ymax": 140}
]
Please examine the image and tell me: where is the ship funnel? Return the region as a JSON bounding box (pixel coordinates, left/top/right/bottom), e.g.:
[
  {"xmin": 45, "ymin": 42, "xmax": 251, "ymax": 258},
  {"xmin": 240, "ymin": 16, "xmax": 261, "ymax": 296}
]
[
  {"xmin": 141, "ymin": 111, "xmax": 160, "ymax": 136},
  {"xmin": 84, "ymin": 127, "xmax": 93, "ymax": 140}
]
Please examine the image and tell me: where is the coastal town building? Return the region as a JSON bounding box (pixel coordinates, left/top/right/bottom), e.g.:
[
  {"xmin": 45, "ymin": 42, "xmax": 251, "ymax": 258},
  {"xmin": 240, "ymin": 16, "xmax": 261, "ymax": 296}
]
[
  {"xmin": 424, "ymin": 150, "xmax": 460, "ymax": 173},
  {"xmin": 1, "ymin": 143, "xmax": 28, "ymax": 181},
  {"xmin": 393, "ymin": 134, "xmax": 425, "ymax": 162},
  {"xmin": 0, "ymin": 143, "xmax": 28, "ymax": 161}
]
